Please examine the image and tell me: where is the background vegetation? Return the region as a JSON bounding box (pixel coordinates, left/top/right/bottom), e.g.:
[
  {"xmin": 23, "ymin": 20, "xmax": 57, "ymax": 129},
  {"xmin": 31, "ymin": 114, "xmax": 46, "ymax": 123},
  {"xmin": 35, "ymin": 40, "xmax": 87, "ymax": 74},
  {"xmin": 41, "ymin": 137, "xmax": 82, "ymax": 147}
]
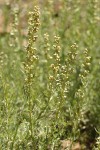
[{"xmin": 0, "ymin": 0, "xmax": 100, "ymax": 149}]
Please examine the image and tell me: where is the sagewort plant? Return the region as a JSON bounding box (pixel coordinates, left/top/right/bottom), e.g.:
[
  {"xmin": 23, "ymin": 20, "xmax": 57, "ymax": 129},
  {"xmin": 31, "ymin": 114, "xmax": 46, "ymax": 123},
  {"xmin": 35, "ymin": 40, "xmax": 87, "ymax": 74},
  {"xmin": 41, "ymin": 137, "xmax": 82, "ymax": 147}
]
[
  {"xmin": 23, "ymin": 6, "xmax": 40, "ymax": 148},
  {"xmin": 0, "ymin": 1, "xmax": 100, "ymax": 150}
]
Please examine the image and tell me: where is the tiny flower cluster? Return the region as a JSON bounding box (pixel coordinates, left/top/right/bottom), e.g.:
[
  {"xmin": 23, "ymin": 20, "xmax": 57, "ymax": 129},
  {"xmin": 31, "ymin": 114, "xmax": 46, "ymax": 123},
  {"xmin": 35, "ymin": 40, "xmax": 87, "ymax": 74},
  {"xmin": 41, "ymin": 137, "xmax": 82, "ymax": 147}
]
[
  {"xmin": 44, "ymin": 33, "xmax": 51, "ymax": 60},
  {"xmin": 10, "ymin": 6, "xmax": 19, "ymax": 49},
  {"xmin": 24, "ymin": 6, "xmax": 40, "ymax": 95}
]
